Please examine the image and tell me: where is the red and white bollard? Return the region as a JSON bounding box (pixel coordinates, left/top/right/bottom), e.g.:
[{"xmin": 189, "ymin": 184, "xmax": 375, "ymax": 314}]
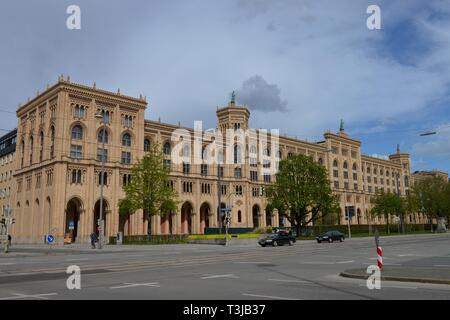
[{"xmin": 377, "ymin": 246, "xmax": 383, "ymax": 269}]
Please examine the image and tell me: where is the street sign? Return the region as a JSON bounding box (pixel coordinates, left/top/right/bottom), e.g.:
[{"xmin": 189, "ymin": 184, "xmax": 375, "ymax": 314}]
[
  {"xmin": 68, "ymin": 221, "xmax": 75, "ymax": 230},
  {"xmin": 47, "ymin": 234, "xmax": 54, "ymax": 244}
]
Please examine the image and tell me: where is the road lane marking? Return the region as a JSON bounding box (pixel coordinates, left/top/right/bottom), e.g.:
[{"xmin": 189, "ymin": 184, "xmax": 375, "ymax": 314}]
[
  {"xmin": 234, "ymin": 262, "xmax": 269, "ymax": 264},
  {"xmin": 0, "ymin": 263, "xmax": 16, "ymax": 266},
  {"xmin": 110, "ymin": 282, "xmax": 160, "ymax": 289},
  {"xmin": 201, "ymin": 274, "xmax": 239, "ymax": 280},
  {"xmin": 0, "ymin": 272, "xmax": 33, "ymax": 277},
  {"xmin": 242, "ymin": 293, "xmax": 301, "ymax": 300},
  {"xmin": 268, "ymin": 279, "xmax": 311, "ymax": 284},
  {"xmin": 0, "ymin": 293, "xmax": 57, "ymax": 300},
  {"xmin": 65, "ymin": 258, "xmax": 89, "ymax": 262},
  {"xmin": 433, "ymin": 265, "xmax": 450, "ymax": 268},
  {"xmin": 300, "ymin": 262, "xmax": 335, "ymax": 265},
  {"xmin": 125, "ymin": 255, "xmax": 145, "ymax": 258},
  {"xmin": 336, "ymin": 260, "xmax": 355, "ymax": 264},
  {"xmin": 359, "ymin": 284, "xmax": 417, "ymax": 290}
]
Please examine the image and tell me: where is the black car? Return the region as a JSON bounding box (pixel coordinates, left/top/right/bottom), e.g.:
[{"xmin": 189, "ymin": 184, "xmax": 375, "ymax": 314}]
[
  {"xmin": 316, "ymin": 231, "xmax": 345, "ymax": 243},
  {"xmin": 259, "ymin": 232, "xmax": 296, "ymax": 247}
]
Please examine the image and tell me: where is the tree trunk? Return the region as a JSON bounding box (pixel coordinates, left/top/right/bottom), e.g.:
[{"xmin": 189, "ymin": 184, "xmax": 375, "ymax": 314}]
[
  {"xmin": 386, "ymin": 215, "xmax": 390, "ymax": 235},
  {"xmin": 295, "ymin": 224, "xmax": 300, "ymax": 238}
]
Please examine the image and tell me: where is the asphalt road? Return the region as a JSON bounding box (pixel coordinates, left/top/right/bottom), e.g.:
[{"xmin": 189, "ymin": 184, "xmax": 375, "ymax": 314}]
[{"xmin": 0, "ymin": 234, "xmax": 450, "ymax": 300}]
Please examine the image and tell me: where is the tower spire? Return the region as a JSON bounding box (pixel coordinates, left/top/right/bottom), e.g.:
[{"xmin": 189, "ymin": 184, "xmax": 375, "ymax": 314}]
[
  {"xmin": 339, "ymin": 119, "xmax": 344, "ymax": 132},
  {"xmin": 230, "ymin": 91, "xmax": 236, "ymax": 104}
]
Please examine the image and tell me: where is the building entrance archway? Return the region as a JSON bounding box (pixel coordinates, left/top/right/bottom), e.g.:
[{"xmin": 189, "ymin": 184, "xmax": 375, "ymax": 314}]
[{"xmin": 66, "ymin": 198, "xmax": 82, "ymax": 243}]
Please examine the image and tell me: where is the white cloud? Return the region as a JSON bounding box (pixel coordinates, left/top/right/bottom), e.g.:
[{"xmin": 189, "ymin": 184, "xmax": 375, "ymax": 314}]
[{"xmin": 235, "ymin": 75, "xmax": 288, "ymax": 112}]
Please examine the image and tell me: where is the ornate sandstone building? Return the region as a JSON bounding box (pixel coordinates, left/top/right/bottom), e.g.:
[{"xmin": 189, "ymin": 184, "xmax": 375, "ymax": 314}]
[{"xmin": 7, "ymin": 78, "xmax": 426, "ymax": 244}]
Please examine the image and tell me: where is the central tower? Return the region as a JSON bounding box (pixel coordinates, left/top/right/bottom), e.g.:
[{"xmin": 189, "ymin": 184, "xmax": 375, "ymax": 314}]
[{"xmin": 216, "ymin": 92, "xmax": 250, "ymax": 132}]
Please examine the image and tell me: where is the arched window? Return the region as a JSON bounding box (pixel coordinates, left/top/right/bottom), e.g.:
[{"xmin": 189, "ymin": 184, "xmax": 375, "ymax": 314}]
[
  {"xmin": 144, "ymin": 139, "xmax": 151, "ymax": 152},
  {"xmin": 250, "ymin": 145, "xmax": 257, "ymax": 154},
  {"xmin": 98, "ymin": 172, "xmax": 107, "ymax": 185},
  {"xmin": 318, "ymin": 158, "xmax": 323, "ymax": 166},
  {"xmin": 343, "ymin": 161, "xmax": 348, "ymax": 169},
  {"xmin": 122, "ymin": 133, "xmax": 131, "ymax": 147},
  {"xmin": 98, "ymin": 128, "xmax": 108, "ymax": 144},
  {"xmin": 71, "ymin": 169, "xmax": 82, "ymax": 184},
  {"xmin": 29, "ymin": 136, "xmax": 33, "ymax": 164},
  {"xmin": 163, "ymin": 142, "xmax": 171, "ymax": 155},
  {"xmin": 182, "ymin": 144, "xmax": 190, "ymax": 157},
  {"xmin": 333, "ymin": 160, "xmax": 338, "ymax": 167},
  {"xmin": 39, "ymin": 131, "xmax": 44, "ymax": 162},
  {"xmin": 202, "ymin": 146, "xmax": 207, "ymax": 160},
  {"xmin": 71, "ymin": 125, "xmax": 83, "ymax": 140},
  {"xmin": 352, "ymin": 163, "xmax": 357, "ymax": 171},
  {"xmin": 234, "ymin": 144, "xmax": 242, "ymax": 164},
  {"xmin": 263, "ymin": 147, "xmax": 270, "ymax": 157},
  {"xmin": 50, "ymin": 126, "xmax": 55, "ymax": 158},
  {"xmin": 278, "ymin": 150, "xmax": 282, "ymax": 159},
  {"xmin": 101, "ymin": 110, "xmax": 110, "ymax": 124}
]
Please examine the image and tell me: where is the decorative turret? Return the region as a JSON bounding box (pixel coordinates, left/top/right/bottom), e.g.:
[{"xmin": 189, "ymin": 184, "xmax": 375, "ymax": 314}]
[{"xmin": 216, "ymin": 91, "xmax": 250, "ymax": 133}]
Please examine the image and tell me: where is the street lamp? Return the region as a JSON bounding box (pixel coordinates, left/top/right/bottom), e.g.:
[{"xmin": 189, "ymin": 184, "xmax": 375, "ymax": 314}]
[
  {"xmin": 395, "ymin": 172, "xmax": 405, "ymax": 234},
  {"xmin": 95, "ymin": 112, "xmax": 106, "ymax": 249}
]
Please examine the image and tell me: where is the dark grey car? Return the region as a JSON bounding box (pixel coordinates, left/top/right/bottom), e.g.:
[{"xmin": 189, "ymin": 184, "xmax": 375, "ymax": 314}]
[{"xmin": 316, "ymin": 231, "xmax": 345, "ymax": 243}]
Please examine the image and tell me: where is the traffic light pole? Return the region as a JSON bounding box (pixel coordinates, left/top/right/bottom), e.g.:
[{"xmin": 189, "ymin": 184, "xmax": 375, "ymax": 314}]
[
  {"xmin": 346, "ymin": 205, "xmax": 352, "ymax": 239},
  {"xmin": 3, "ymin": 190, "xmax": 12, "ymax": 253}
]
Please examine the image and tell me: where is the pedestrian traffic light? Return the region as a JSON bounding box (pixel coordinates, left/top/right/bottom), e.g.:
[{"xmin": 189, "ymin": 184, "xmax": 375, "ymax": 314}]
[
  {"xmin": 10, "ymin": 218, "xmax": 15, "ymax": 225},
  {"xmin": 225, "ymin": 212, "xmax": 231, "ymax": 226}
]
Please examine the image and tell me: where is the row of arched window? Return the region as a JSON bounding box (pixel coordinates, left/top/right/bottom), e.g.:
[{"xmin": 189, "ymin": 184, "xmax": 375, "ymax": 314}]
[
  {"xmin": 71, "ymin": 125, "xmax": 133, "ymax": 148},
  {"xmin": 20, "ymin": 126, "xmax": 55, "ymax": 168}
]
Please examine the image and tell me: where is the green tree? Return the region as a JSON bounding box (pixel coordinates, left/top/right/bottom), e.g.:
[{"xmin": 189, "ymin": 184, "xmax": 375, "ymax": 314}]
[
  {"xmin": 266, "ymin": 154, "xmax": 340, "ymax": 236},
  {"xmin": 370, "ymin": 191, "xmax": 405, "ymax": 234},
  {"xmin": 118, "ymin": 143, "xmax": 178, "ymax": 234},
  {"xmin": 410, "ymin": 176, "xmax": 450, "ymax": 233}
]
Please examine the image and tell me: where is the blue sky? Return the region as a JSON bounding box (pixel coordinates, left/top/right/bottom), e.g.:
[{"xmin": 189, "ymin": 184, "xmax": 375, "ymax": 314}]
[{"xmin": 0, "ymin": 0, "xmax": 449, "ymax": 173}]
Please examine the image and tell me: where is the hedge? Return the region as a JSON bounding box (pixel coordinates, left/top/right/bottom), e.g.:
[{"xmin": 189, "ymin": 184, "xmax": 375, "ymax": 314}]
[{"xmin": 109, "ymin": 234, "xmax": 188, "ymax": 245}]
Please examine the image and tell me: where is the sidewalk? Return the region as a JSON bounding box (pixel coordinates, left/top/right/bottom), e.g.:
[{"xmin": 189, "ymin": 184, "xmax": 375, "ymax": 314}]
[{"xmin": 340, "ymin": 266, "xmax": 450, "ymax": 285}]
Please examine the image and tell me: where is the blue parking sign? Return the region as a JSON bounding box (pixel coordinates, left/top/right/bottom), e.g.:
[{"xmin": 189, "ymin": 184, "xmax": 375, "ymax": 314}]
[{"xmin": 47, "ymin": 234, "xmax": 54, "ymax": 244}]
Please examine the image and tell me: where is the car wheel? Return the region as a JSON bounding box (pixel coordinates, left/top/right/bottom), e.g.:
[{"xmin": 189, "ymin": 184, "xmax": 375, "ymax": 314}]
[
  {"xmin": 289, "ymin": 240, "xmax": 294, "ymax": 246},
  {"xmin": 340, "ymin": 237, "xmax": 344, "ymax": 242},
  {"xmin": 260, "ymin": 244, "xmax": 266, "ymax": 247},
  {"xmin": 328, "ymin": 238, "xmax": 333, "ymax": 243},
  {"xmin": 273, "ymin": 241, "xmax": 278, "ymax": 247}
]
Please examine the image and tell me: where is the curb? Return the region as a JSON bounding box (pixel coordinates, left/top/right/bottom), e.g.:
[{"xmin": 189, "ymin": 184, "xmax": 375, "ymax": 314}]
[{"xmin": 340, "ymin": 271, "xmax": 450, "ymax": 285}]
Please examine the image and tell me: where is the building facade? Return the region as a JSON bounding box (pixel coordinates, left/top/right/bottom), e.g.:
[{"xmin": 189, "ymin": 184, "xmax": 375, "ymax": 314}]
[
  {"xmin": 0, "ymin": 129, "xmax": 17, "ymax": 236},
  {"xmin": 411, "ymin": 170, "xmax": 449, "ymax": 185},
  {"xmin": 9, "ymin": 78, "xmax": 431, "ymax": 244}
]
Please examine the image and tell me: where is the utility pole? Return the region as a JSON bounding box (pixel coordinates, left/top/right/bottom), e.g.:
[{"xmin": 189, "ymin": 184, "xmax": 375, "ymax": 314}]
[{"xmin": 396, "ymin": 172, "xmax": 405, "ymax": 234}]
